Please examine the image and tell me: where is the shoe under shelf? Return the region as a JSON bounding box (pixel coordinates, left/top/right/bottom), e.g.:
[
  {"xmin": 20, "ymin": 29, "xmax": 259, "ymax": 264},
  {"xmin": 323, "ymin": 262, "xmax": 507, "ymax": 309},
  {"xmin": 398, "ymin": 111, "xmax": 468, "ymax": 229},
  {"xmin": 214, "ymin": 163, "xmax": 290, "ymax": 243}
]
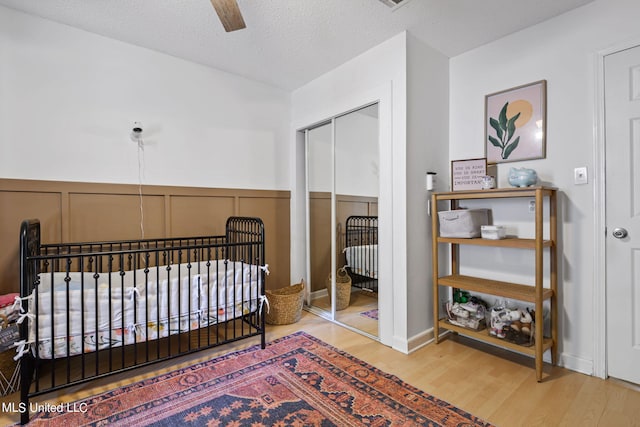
[
  {"xmin": 437, "ymin": 319, "xmax": 554, "ymax": 356},
  {"xmin": 437, "ymin": 274, "xmax": 553, "ymax": 303}
]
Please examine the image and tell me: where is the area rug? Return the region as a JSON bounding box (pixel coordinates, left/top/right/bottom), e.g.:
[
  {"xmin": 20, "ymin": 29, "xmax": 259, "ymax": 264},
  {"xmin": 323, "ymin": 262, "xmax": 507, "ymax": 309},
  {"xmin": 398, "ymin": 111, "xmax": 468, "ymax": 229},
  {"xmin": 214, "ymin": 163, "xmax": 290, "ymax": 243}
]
[
  {"xmin": 27, "ymin": 332, "xmax": 492, "ymax": 426},
  {"xmin": 360, "ymin": 308, "xmax": 379, "ymax": 320}
]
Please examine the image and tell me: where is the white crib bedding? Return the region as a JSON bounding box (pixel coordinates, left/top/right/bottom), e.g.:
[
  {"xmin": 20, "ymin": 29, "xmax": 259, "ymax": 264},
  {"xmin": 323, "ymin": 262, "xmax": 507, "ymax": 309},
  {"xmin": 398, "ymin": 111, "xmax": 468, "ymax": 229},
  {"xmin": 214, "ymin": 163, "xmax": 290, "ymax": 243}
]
[
  {"xmin": 29, "ymin": 260, "xmax": 262, "ymax": 359},
  {"xmin": 344, "ymin": 244, "xmax": 378, "ymax": 279}
]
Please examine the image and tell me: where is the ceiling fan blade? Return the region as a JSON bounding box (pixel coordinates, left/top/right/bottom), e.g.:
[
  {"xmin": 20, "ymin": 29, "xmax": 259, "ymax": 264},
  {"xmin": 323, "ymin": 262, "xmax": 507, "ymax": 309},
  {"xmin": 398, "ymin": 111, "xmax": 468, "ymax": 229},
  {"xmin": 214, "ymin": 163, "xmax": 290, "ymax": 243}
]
[{"xmin": 210, "ymin": 0, "xmax": 246, "ymax": 32}]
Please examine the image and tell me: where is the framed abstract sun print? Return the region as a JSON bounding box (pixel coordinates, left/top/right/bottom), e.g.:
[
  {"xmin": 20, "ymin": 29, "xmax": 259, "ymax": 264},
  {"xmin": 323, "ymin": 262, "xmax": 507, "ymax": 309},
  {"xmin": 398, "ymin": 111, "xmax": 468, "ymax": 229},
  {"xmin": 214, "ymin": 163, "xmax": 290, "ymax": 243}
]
[{"xmin": 485, "ymin": 80, "xmax": 546, "ymax": 164}]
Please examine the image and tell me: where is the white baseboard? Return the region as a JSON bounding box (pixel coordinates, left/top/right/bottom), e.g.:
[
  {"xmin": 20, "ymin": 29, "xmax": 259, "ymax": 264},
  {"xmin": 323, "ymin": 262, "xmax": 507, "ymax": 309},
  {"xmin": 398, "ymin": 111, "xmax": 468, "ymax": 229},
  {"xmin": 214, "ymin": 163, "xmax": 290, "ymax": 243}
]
[
  {"xmin": 391, "ymin": 336, "xmax": 408, "ymax": 354},
  {"xmin": 395, "ymin": 327, "xmax": 595, "ymax": 377},
  {"xmin": 310, "ymin": 289, "xmax": 328, "ymax": 299},
  {"xmin": 559, "ymin": 351, "xmax": 593, "ymax": 376},
  {"xmin": 392, "ymin": 328, "xmax": 435, "ymax": 354}
]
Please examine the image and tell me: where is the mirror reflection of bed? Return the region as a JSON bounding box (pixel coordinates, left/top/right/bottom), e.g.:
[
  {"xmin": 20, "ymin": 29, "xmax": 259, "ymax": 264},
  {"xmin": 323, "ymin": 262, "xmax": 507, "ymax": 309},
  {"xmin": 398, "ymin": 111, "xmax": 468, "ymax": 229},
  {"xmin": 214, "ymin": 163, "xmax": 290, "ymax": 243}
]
[
  {"xmin": 309, "ymin": 210, "xmax": 378, "ymax": 337},
  {"xmin": 306, "ymin": 103, "xmax": 379, "ymax": 339},
  {"xmin": 336, "ymin": 214, "xmax": 378, "ymax": 336}
]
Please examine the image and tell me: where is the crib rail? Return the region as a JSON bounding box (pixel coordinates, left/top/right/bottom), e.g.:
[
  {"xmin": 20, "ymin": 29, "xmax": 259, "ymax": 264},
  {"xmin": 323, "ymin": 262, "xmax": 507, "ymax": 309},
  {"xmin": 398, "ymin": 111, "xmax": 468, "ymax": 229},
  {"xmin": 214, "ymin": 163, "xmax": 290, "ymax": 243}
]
[
  {"xmin": 344, "ymin": 215, "xmax": 378, "ymax": 291},
  {"xmin": 18, "ymin": 217, "xmax": 266, "ymax": 424},
  {"xmin": 345, "ymin": 215, "xmax": 378, "ymax": 247}
]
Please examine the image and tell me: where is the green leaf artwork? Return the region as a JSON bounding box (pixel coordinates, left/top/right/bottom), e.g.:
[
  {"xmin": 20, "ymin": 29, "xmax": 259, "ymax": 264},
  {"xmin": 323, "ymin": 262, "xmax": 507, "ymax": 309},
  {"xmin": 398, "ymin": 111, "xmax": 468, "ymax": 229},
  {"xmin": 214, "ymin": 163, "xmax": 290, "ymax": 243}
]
[{"xmin": 488, "ymin": 102, "xmax": 521, "ymax": 159}]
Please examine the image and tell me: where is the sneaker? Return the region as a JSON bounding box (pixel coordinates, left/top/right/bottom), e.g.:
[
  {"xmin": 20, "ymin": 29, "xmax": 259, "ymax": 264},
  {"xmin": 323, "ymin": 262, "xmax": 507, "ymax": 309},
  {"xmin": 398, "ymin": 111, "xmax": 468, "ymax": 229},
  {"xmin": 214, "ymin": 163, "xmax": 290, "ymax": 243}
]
[
  {"xmin": 461, "ymin": 301, "xmax": 486, "ymax": 319},
  {"xmin": 450, "ymin": 302, "xmax": 469, "ymax": 318},
  {"xmin": 460, "ymin": 301, "xmax": 479, "ymax": 313}
]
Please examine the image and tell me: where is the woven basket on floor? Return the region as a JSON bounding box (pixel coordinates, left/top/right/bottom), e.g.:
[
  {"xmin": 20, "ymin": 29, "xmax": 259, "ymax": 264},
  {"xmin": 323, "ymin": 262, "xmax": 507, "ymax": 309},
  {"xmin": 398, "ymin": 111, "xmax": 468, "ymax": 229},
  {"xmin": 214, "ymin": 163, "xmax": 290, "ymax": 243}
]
[
  {"xmin": 265, "ymin": 280, "xmax": 305, "ymax": 325},
  {"xmin": 326, "ymin": 267, "xmax": 352, "ymax": 311}
]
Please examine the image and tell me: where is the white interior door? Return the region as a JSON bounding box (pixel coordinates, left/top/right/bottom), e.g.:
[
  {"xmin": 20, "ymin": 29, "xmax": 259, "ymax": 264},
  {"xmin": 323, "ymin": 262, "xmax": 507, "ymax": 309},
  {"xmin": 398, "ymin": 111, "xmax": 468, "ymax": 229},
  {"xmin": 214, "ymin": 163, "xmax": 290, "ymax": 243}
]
[{"xmin": 604, "ymin": 44, "xmax": 640, "ymax": 385}]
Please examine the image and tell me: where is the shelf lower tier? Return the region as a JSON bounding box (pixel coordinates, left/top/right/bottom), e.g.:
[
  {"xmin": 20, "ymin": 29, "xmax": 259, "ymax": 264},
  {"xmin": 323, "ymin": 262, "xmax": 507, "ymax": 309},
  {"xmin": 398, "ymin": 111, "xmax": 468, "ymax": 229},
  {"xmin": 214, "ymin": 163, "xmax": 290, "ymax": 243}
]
[
  {"xmin": 437, "ymin": 236, "xmax": 553, "ymax": 249},
  {"xmin": 437, "ymin": 319, "xmax": 554, "ymax": 356},
  {"xmin": 438, "ymin": 275, "xmax": 554, "ymax": 303}
]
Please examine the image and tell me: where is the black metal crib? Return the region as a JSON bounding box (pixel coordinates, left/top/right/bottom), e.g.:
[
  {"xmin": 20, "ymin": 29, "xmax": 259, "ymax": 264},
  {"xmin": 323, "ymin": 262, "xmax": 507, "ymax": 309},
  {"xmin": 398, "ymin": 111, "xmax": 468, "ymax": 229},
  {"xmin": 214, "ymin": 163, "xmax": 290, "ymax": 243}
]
[{"xmin": 18, "ymin": 217, "xmax": 266, "ymax": 424}]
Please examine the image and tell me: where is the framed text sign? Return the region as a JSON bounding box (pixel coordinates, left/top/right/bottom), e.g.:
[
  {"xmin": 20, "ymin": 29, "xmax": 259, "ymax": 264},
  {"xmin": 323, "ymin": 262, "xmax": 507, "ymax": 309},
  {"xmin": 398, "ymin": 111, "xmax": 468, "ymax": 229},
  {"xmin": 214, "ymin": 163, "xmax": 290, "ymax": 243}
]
[{"xmin": 451, "ymin": 158, "xmax": 487, "ymax": 191}]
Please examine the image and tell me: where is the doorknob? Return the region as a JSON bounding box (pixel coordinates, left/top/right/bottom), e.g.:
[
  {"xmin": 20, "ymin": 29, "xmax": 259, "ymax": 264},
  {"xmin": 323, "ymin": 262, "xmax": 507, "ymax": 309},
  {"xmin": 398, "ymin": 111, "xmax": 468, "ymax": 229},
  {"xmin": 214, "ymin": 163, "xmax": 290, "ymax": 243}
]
[{"xmin": 612, "ymin": 227, "xmax": 628, "ymax": 239}]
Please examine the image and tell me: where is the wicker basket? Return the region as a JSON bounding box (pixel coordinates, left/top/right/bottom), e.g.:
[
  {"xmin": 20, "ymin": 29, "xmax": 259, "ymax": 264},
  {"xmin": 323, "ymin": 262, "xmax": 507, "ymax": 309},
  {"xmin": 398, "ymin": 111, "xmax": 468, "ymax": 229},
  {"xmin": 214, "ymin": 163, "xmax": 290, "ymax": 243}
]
[
  {"xmin": 265, "ymin": 281, "xmax": 305, "ymax": 325},
  {"xmin": 326, "ymin": 268, "xmax": 352, "ymax": 311}
]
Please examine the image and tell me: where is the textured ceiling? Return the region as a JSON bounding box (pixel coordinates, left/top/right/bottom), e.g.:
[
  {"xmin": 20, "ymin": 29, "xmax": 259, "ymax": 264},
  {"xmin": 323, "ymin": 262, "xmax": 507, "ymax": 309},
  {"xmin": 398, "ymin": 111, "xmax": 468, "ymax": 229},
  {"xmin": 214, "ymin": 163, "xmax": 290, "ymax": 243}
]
[{"xmin": 0, "ymin": 0, "xmax": 595, "ymax": 90}]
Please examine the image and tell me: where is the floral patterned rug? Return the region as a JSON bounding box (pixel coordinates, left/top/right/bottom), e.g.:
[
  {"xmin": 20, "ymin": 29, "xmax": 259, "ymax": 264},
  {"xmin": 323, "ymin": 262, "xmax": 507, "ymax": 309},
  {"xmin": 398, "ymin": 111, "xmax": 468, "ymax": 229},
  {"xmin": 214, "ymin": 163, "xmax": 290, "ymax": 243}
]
[{"xmin": 27, "ymin": 332, "xmax": 492, "ymax": 426}]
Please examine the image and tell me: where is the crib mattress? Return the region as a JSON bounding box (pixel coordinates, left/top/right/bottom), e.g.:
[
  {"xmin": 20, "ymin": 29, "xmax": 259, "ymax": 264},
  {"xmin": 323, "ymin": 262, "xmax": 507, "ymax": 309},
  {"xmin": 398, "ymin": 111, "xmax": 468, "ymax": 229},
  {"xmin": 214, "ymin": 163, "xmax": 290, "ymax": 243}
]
[
  {"xmin": 29, "ymin": 260, "xmax": 262, "ymax": 359},
  {"xmin": 344, "ymin": 244, "xmax": 378, "ymax": 279}
]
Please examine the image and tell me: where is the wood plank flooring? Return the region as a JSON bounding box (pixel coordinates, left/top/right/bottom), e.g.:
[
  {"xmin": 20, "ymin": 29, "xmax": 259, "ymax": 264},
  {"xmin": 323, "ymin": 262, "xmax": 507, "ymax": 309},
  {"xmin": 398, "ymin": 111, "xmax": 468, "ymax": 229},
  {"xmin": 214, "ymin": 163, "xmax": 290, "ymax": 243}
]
[
  {"xmin": 311, "ymin": 288, "xmax": 378, "ymax": 336},
  {"xmin": 1, "ymin": 311, "xmax": 638, "ymax": 426}
]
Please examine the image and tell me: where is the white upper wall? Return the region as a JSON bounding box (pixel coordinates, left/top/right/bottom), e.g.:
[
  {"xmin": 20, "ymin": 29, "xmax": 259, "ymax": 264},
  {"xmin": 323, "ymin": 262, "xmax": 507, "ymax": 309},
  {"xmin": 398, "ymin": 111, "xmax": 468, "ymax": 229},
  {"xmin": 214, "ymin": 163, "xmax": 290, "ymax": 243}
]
[
  {"xmin": 0, "ymin": 6, "xmax": 290, "ymax": 190},
  {"xmin": 449, "ymin": 0, "xmax": 640, "ymax": 374},
  {"xmin": 406, "ymin": 34, "xmax": 449, "ymax": 339}
]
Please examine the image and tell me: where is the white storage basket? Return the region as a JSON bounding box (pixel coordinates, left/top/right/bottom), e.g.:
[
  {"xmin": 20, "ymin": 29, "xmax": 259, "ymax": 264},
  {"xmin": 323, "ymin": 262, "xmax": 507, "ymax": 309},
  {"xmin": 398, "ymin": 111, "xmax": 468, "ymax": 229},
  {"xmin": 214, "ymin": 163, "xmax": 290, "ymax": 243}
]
[{"xmin": 438, "ymin": 209, "xmax": 490, "ymax": 238}]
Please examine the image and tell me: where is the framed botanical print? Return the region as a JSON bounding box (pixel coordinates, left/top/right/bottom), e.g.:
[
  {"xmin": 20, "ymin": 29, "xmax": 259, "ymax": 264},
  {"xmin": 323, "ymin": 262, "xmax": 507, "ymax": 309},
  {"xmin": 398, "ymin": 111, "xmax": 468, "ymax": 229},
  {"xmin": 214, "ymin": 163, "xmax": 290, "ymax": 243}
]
[{"xmin": 485, "ymin": 80, "xmax": 546, "ymax": 164}]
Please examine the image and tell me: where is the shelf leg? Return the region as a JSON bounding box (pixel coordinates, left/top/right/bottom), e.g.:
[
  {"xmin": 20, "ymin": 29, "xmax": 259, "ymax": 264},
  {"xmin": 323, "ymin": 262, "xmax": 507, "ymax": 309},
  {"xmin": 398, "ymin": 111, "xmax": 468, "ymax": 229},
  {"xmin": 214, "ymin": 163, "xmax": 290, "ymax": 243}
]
[
  {"xmin": 535, "ymin": 188, "xmax": 544, "ymax": 382},
  {"xmin": 431, "ymin": 192, "xmax": 440, "ymax": 344},
  {"xmin": 550, "ymin": 190, "xmax": 558, "ymax": 366}
]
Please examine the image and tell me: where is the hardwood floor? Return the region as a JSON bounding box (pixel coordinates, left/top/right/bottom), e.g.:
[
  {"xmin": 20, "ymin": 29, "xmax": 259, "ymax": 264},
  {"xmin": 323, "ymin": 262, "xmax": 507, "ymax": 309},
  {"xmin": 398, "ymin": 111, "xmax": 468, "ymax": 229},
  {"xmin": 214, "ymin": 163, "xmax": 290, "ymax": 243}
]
[
  {"xmin": 1, "ymin": 311, "xmax": 638, "ymax": 426},
  {"xmin": 311, "ymin": 288, "xmax": 378, "ymax": 336}
]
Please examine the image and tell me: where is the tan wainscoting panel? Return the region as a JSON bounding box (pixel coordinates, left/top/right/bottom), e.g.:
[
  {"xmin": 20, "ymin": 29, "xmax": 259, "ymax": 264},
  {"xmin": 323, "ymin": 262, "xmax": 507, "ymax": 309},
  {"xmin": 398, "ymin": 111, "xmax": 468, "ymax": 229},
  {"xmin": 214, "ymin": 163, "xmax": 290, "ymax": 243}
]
[
  {"xmin": 238, "ymin": 195, "xmax": 291, "ymax": 292},
  {"xmin": 0, "ymin": 179, "xmax": 290, "ymax": 295},
  {"xmin": 0, "ymin": 189, "xmax": 63, "ymax": 296},
  {"xmin": 309, "ymin": 193, "xmax": 377, "ymax": 293},
  {"xmin": 309, "ymin": 192, "xmax": 331, "ymax": 293},
  {"xmin": 69, "ymin": 193, "xmax": 165, "ymax": 242},
  {"xmin": 169, "ymin": 195, "xmax": 234, "ymax": 237}
]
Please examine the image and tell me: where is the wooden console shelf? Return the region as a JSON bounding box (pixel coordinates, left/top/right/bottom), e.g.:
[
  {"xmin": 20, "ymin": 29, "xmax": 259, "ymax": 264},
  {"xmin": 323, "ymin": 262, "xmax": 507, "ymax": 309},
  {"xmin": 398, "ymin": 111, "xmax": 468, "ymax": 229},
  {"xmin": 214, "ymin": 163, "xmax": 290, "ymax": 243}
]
[{"xmin": 431, "ymin": 186, "xmax": 558, "ymax": 382}]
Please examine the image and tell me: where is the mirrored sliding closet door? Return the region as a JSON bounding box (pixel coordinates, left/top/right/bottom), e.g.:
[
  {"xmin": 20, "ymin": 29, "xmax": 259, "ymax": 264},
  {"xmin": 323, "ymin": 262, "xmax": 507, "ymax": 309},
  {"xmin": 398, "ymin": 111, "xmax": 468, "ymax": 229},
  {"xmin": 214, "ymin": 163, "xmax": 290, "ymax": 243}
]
[
  {"xmin": 305, "ymin": 104, "xmax": 379, "ymax": 339},
  {"xmin": 306, "ymin": 122, "xmax": 333, "ymax": 317}
]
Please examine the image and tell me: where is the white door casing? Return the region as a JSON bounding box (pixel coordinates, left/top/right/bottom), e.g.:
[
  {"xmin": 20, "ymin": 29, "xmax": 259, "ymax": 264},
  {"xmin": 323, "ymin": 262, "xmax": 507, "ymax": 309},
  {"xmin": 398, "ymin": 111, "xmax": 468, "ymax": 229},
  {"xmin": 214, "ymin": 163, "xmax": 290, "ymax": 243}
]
[{"xmin": 604, "ymin": 44, "xmax": 640, "ymax": 385}]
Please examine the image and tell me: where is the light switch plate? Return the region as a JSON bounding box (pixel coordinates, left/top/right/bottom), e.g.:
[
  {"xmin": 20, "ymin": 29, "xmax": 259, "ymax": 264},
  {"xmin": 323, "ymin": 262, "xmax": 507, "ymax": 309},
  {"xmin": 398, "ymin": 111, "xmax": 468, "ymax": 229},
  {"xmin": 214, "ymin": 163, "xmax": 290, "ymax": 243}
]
[{"xmin": 574, "ymin": 167, "xmax": 588, "ymax": 185}]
